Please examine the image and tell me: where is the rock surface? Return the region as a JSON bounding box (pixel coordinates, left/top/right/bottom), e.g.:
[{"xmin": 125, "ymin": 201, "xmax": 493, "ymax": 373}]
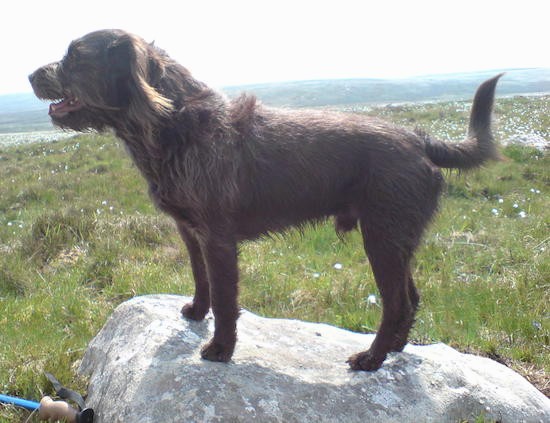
[{"xmin": 79, "ymin": 295, "xmax": 550, "ymax": 423}]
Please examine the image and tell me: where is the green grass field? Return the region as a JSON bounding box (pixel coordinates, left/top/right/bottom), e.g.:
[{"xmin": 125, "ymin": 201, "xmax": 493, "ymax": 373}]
[{"xmin": 0, "ymin": 96, "xmax": 548, "ymax": 422}]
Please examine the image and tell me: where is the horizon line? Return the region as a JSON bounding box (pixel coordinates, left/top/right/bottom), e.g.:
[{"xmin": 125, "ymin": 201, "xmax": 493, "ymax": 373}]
[{"xmin": 2, "ymin": 67, "xmax": 548, "ymax": 97}]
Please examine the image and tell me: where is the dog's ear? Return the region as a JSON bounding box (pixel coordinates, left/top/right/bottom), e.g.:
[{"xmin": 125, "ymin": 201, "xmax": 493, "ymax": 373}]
[
  {"xmin": 147, "ymin": 41, "xmax": 167, "ymax": 87},
  {"xmin": 106, "ymin": 35, "xmax": 173, "ymax": 121},
  {"xmin": 106, "ymin": 36, "xmax": 133, "ymax": 108}
]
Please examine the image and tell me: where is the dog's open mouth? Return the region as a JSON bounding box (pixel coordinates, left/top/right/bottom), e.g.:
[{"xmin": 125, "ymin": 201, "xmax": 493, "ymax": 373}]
[{"xmin": 49, "ymin": 96, "xmax": 83, "ymax": 118}]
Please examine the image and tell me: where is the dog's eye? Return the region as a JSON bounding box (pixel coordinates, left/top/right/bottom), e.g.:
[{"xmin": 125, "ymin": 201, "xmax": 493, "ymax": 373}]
[
  {"xmin": 67, "ymin": 50, "xmax": 79, "ymax": 62},
  {"xmin": 62, "ymin": 50, "xmax": 84, "ymax": 74},
  {"xmin": 66, "ymin": 43, "xmax": 83, "ymax": 62}
]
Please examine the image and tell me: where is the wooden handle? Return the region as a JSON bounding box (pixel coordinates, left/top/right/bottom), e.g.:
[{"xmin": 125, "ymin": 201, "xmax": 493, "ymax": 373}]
[{"xmin": 38, "ymin": 396, "xmax": 78, "ymax": 423}]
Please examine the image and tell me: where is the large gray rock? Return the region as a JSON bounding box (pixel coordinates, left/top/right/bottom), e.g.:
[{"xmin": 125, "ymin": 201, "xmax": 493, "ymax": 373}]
[{"xmin": 79, "ymin": 295, "xmax": 550, "ymax": 423}]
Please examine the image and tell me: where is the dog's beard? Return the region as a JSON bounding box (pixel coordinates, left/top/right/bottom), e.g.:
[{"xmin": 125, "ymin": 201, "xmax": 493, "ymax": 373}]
[
  {"xmin": 38, "ymin": 89, "xmax": 110, "ymax": 131},
  {"xmin": 42, "ymin": 97, "xmax": 107, "ymax": 132}
]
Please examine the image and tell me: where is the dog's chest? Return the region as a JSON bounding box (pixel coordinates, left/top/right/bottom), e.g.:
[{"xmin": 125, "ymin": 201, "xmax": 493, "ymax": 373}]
[{"xmin": 148, "ymin": 182, "xmax": 200, "ymax": 227}]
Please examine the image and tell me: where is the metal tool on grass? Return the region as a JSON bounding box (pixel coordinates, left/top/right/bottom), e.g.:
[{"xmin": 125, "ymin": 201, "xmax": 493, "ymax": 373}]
[
  {"xmin": 0, "ymin": 373, "xmax": 93, "ymax": 422},
  {"xmin": 0, "ymin": 393, "xmax": 93, "ymax": 422}
]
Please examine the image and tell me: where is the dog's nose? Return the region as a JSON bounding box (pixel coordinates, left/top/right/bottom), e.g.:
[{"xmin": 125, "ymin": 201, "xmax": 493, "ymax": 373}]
[{"xmin": 28, "ymin": 72, "xmax": 36, "ymax": 85}]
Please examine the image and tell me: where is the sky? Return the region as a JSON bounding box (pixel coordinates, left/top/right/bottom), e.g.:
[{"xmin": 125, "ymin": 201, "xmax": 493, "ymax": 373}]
[{"xmin": 2, "ymin": 0, "xmax": 549, "ymax": 94}]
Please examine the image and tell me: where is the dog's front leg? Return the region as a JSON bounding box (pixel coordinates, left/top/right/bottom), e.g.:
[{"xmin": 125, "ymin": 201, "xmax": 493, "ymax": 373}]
[
  {"xmin": 177, "ymin": 222, "xmax": 211, "ymax": 321},
  {"xmin": 198, "ymin": 229, "xmax": 239, "ymax": 363}
]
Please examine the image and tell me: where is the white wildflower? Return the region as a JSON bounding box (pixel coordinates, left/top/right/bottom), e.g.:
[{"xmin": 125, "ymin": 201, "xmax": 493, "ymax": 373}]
[{"xmin": 366, "ymin": 294, "xmax": 377, "ymax": 305}]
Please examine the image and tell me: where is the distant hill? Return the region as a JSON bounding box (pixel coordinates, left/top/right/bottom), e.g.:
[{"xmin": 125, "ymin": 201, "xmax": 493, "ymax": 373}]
[
  {"xmin": 222, "ymin": 68, "xmax": 550, "ymax": 107},
  {"xmin": 0, "ymin": 93, "xmax": 53, "ymax": 133},
  {"xmin": 1, "ymin": 68, "xmax": 548, "ymax": 134}
]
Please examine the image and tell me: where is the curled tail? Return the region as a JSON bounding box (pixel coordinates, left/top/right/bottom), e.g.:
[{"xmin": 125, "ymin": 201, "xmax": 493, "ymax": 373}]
[{"xmin": 423, "ymin": 74, "xmax": 503, "ymax": 169}]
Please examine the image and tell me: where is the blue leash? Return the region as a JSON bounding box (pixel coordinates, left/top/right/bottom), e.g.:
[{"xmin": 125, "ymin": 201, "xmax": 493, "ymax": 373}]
[{"xmin": 0, "ymin": 393, "xmax": 40, "ymax": 410}]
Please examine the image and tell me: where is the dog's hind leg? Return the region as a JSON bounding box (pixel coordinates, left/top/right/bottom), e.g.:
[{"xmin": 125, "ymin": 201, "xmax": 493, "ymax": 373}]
[
  {"xmin": 391, "ymin": 267, "xmax": 420, "ymax": 353},
  {"xmin": 347, "ymin": 218, "xmax": 419, "ymax": 371},
  {"xmin": 177, "ymin": 223, "xmax": 211, "ymax": 321}
]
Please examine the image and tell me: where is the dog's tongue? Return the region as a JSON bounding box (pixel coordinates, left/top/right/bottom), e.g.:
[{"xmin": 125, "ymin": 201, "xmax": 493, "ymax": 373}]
[{"xmin": 49, "ymin": 97, "xmax": 82, "ymax": 117}]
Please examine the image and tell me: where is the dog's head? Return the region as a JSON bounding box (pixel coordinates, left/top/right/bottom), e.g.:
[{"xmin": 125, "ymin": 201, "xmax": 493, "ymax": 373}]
[{"xmin": 29, "ymin": 29, "xmax": 174, "ymax": 132}]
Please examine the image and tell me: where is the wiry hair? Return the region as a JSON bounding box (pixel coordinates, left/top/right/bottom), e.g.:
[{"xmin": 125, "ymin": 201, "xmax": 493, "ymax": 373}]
[
  {"xmin": 29, "ymin": 29, "xmax": 502, "ymax": 372},
  {"xmin": 107, "ymin": 33, "xmax": 174, "ymax": 124}
]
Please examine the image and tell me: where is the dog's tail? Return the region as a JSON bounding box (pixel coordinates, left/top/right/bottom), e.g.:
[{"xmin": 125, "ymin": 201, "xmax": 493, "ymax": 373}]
[{"xmin": 423, "ymin": 74, "xmax": 503, "ymax": 169}]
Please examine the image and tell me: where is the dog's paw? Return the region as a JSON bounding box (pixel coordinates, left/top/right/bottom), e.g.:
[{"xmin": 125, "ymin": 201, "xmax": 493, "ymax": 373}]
[
  {"xmin": 200, "ymin": 339, "xmax": 234, "ymax": 363},
  {"xmin": 181, "ymin": 302, "xmax": 208, "ymax": 321},
  {"xmin": 346, "ymin": 350, "xmax": 385, "ymax": 371}
]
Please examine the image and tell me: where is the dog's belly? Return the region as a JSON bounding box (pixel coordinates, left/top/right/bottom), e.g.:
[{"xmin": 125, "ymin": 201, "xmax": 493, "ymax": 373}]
[
  {"xmin": 234, "ymin": 203, "xmax": 343, "ymax": 241},
  {"xmin": 233, "ymin": 168, "xmax": 362, "ymax": 240}
]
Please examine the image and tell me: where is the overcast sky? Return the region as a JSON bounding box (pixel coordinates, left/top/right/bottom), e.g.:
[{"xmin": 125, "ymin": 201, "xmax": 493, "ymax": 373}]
[{"xmin": 3, "ymin": 0, "xmax": 549, "ymax": 94}]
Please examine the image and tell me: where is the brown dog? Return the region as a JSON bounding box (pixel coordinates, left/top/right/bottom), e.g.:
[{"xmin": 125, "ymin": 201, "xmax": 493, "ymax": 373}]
[{"xmin": 29, "ymin": 29, "xmax": 501, "ymax": 371}]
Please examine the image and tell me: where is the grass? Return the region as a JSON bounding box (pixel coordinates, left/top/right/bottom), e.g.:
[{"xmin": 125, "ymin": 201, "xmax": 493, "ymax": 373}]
[{"xmin": 0, "ymin": 96, "xmax": 548, "ymax": 422}]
